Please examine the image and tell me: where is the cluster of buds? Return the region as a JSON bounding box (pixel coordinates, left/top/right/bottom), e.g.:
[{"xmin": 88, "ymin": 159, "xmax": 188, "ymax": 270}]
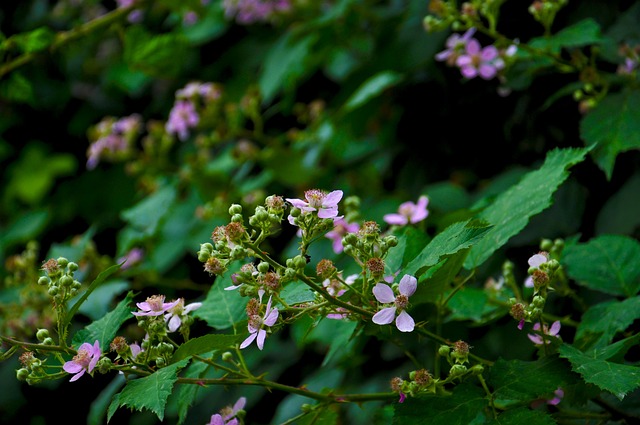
[
  {"xmin": 390, "ymin": 368, "xmax": 437, "ymax": 403},
  {"xmin": 38, "ymin": 257, "xmax": 82, "ymax": 306},
  {"xmin": 342, "ymin": 221, "xmax": 398, "ymax": 281},
  {"xmin": 16, "ymin": 351, "xmax": 46, "ymax": 384},
  {"xmin": 528, "ymin": 0, "xmax": 569, "ymax": 33},
  {"xmin": 439, "ymin": 340, "xmax": 483, "ymax": 381}
]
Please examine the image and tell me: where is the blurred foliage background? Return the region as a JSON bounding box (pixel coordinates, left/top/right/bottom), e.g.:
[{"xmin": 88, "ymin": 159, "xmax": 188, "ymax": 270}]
[{"xmin": 1, "ymin": 0, "xmax": 639, "ymax": 424}]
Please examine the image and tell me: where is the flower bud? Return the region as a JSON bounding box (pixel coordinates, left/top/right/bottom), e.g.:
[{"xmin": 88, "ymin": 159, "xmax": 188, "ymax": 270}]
[
  {"xmin": 42, "ymin": 337, "xmax": 54, "ymax": 346},
  {"xmin": 56, "ymin": 257, "xmax": 69, "ymax": 268},
  {"xmin": 438, "ymin": 345, "xmax": 451, "ymax": 357},
  {"xmin": 257, "ymin": 262, "xmax": 270, "ymax": 273},
  {"xmin": 48, "ymin": 286, "xmax": 59, "ymax": 296},
  {"xmin": 229, "ymin": 204, "xmax": 243, "ymax": 215},
  {"xmin": 293, "ymin": 255, "xmax": 307, "ymax": 270},
  {"xmin": 67, "ymin": 262, "xmax": 79, "ymax": 272},
  {"xmin": 59, "ymin": 275, "xmax": 73, "ymax": 287},
  {"xmin": 37, "ymin": 276, "xmax": 49, "ymax": 286},
  {"xmin": 36, "ymin": 329, "xmax": 49, "ymax": 341},
  {"xmin": 540, "ymin": 239, "xmax": 553, "ymax": 252},
  {"xmin": 449, "ymin": 364, "xmax": 467, "ymax": 377},
  {"xmin": 231, "ymin": 213, "xmax": 243, "ymax": 223},
  {"xmin": 222, "ymin": 352, "xmax": 234, "ymax": 362},
  {"xmin": 470, "ymin": 364, "xmax": 484, "ymax": 375},
  {"xmin": 16, "ymin": 368, "xmax": 29, "ymax": 381}
]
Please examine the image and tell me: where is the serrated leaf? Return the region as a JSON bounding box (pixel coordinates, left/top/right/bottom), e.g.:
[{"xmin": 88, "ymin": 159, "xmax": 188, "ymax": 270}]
[
  {"xmin": 580, "ymin": 89, "xmax": 640, "ymax": 180},
  {"xmin": 386, "ymin": 226, "xmax": 431, "ymax": 274},
  {"xmin": 107, "ymin": 358, "xmax": 190, "ymax": 422},
  {"xmin": 410, "ymin": 251, "xmax": 466, "ymax": 305},
  {"xmin": 464, "ymin": 147, "xmax": 590, "ymax": 269},
  {"xmin": 562, "ymin": 234, "xmax": 640, "ymax": 297},
  {"xmin": 487, "ymin": 407, "xmax": 556, "ymax": 425},
  {"xmin": 595, "ymin": 172, "xmax": 640, "ymax": 235},
  {"xmin": 344, "ymin": 71, "xmax": 402, "ymax": 112},
  {"xmin": 393, "ymin": 383, "xmax": 488, "ymax": 425},
  {"xmin": 71, "ymin": 291, "xmax": 136, "ymax": 349},
  {"xmin": 171, "ymin": 334, "xmax": 243, "ymax": 364},
  {"xmin": 405, "ymin": 219, "xmax": 492, "ymax": 278},
  {"xmin": 194, "ymin": 264, "xmax": 247, "ymax": 330},
  {"xmin": 529, "ymin": 18, "xmax": 604, "ymax": 51},
  {"xmin": 123, "ymin": 26, "xmax": 189, "ymax": 77},
  {"xmin": 176, "ymin": 361, "xmax": 210, "ymax": 425},
  {"xmin": 575, "ymin": 297, "xmax": 640, "ymax": 349},
  {"xmin": 488, "ymin": 357, "xmax": 576, "ymax": 408},
  {"xmin": 558, "ymin": 343, "xmax": 640, "ymax": 400},
  {"xmin": 280, "ymin": 281, "xmax": 316, "ymax": 305}
]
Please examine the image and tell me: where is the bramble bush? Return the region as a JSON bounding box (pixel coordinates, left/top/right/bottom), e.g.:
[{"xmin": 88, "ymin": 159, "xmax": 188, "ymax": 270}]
[{"xmin": 1, "ymin": 1, "xmax": 639, "ymax": 424}]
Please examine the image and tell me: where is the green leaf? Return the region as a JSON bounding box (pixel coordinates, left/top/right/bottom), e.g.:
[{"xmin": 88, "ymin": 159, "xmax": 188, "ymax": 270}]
[
  {"xmin": 171, "ymin": 334, "xmax": 243, "ymax": 364},
  {"xmin": 280, "ymin": 281, "xmax": 316, "ymax": 305},
  {"xmin": 343, "ymin": 71, "xmax": 403, "ymax": 112},
  {"xmin": 11, "ymin": 27, "xmax": 55, "ymax": 53},
  {"xmin": 120, "ymin": 183, "xmax": 177, "ymax": 236},
  {"xmin": 487, "ymin": 407, "xmax": 556, "ymax": 425},
  {"xmin": 88, "ymin": 375, "xmax": 126, "ymax": 425},
  {"xmin": 386, "ymin": 226, "xmax": 431, "ymax": 274},
  {"xmin": 0, "ymin": 209, "xmax": 48, "ymax": 253},
  {"xmin": 66, "ymin": 263, "xmax": 124, "ymax": 327},
  {"xmin": 562, "ymin": 234, "xmax": 640, "ymax": 297},
  {"xmin": 595, "ymin": 172, "xmax": 640, "ymax": 235},
  {"xmin": 488, "ymin": 357, "xmax": 576, "ymax": 409},
  {"xmin": 393, "ymin": 383, "xmax": 488, "ymax": 425},
  {"xmin": 464, "ymin": 147, "xmax": 590, "ymax": 269},
  {"xmin": 0, "ymin": 71, "xmax": 34, "ymax": 103},
  {"xmin": 580, "ymin": 89, "xmax": 640, "ymax": 180},
  {"xmin": 123, "ymin": 26, "xmax": 190, "ymax": 77},
  {"xmin": 71, "ymin": 291, "xmax": 136, "ymax": 350},
  {"xmin": 176, "ymin": 361, "xmax": 210, "ymax": 425},
  {"xmin": 405, "ymin": 219, "xmax": 492, "ymax": 278},
  {"xmin": 194, "ymin": 264, "xmax": 247, "ymax": 330},
  {"xmin": 558, "ymin": 343, "xmax": 640, "ymax": 400},
  {"xmin": 529, "ymin": 18, "xmax": 604, "ymax": 51},
  {"xmin": 410, "ymin": 250, "xmax": 467, "ymax": 305},
  {"xmin": 575, "ymin": 297, "xmax": 640, "ymax": 349},
  {"xmin": 297, "ymin": 407, "xmax": 338, "ymax": 425},
  {"xmin": 107, "ymin": 358, "xmax": 190, "ymax": 422},
  {"xmin": 445, "ymin": 287, "xmax": 505, "ymax": 324},
  {"xmin": 259, "ymin": 32, "xmax": 318, "ymax": 104}
]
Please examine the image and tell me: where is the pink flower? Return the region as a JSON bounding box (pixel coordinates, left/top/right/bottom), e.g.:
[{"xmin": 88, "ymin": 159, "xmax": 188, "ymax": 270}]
[
  {"xmin": 325, "ymin": 218, "xmax": 360, "ymax": 253},
  {"xmin": 164, "ymin": 298, "xmax": 202, "ymax": 332},
  {"xmin": 240, "ymin": 295, "xmax": 278, "ymax": 350},
  {"xmin": 383, "ymin": 196, "xmax": 429, "ymax": 226},
  {"xmin": 530, "ymin": 387, "xmax": 564, "ymax": 409},
  {"xmin": 132, "ymin": 295, "xmax": 181, "ymax": 317},
  {"xmin": 435, "ymin": 28, "xmax": 477, "ymax": 64},
  {"xmin": 525, "ymin": 251, "xmax": 550, "ymax": 288},
  {"xmin": 456, "ymin": 39, "xmax": 505, "ymax": 80},
  {"xmin": 208, "ymin": 396, "xmax": 247, "ymax": 425},
  {"xmin": 528, "ymin": 321, "xmax": 561, "ymax": 345},
  {"xmin": 166, "ymin": 100, "xmax": 199, "ymax": 141},
  {"xmin": 118, "ymin": 247, "xmax": 144, "ymax": 270},
  {"xmin": 63, "ymin": 340, "xmax": 101, "ymax": 382},
  {"xmin": 286, "ymin": 189, "xmax": 343, "ymax": 219},
  {"xmin": 372, "ymin": 274, "xmax": 417, "ymax": 332}
]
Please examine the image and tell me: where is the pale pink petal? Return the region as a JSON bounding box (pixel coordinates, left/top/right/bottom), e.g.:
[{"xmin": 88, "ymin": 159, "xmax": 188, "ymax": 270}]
[
  {"xmin": 372, "ymin": 306, "xmax": 397, "ymax": 325},
  {"xmin": 168, "ymin": 315, "xmax": 181, "ymax": 332},
  {"xmin": 460, "ymin": 65, "xmax": 478, "ymax": 79},
  {"xmin": 465, "ymin": 39, "xmax": 481, "ymax": 55},
  {"xmin": 63, "ymin": 362, "xmax": 83, "ymax": 374},
  {"xmin": 395, "ymin": 310, "xmax": 415, "ymax": 332},
  {"xmin": 384, "ymin": 213, "xmax": 408, "ymax": 225},
  {"xmin": 69, "ymin": 369, "xmax": 85, "ymax": 382},
  {"xmin": 528, "ymin": 253, "xmax": 548, "ymax": 268},
  {"xmin": 398, "ymin": 275, "xmax": 417, "ymax": 297},
  {"xmin": 240, "ymin": 333, "xmax": 257, "ymax": 349},
  {"xmin": 323, "ymin": 190, "xmax": 343, "ymax": 207},
  {"xmin": 549, "ymin": 321, "xmax": 561, "ymax": 336},
  {"xmin": 208, "ymin": 414, "xmax": 225, "ymax": 425},
  {"xmin": 527, "ymin": 334, "xmax": 544, "ymax": 345},
  {"xmin": 478, "ymin": 64, "xmax": 497, "ymax": 80},
  {"xmin": 480, "ymin": 45, "xmax": 498, "ymax": 61},
  {"xmin": 372, "ymin": 283, "xmax": 395, "ymax": 303},
  {"xmin": 264, "ymin": 308, "xmax": 279, "ymax": 326},
  {"xmin": 256, "ymin": 329, "xmax": 267, "ymax": 350}
]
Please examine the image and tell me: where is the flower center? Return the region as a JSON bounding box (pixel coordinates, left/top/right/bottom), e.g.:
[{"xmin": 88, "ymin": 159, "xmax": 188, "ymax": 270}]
[
  {"xmin": 249, "ymin": 314, "xmax": 262, "ymax": 329},
  {"xmin": 146, "ymin": 295, "xmax": 165, "ymax": 311},
  {"xmin": 305, "ymin": 189, "xmax": 326, "ymax": 209},
  {"xmin": 395, "ymin": 294, "xmax": 409, "ymax": 310},
  {"xmin": 73, "ymin": 349, "xmax": 90, "ymax": 367}
]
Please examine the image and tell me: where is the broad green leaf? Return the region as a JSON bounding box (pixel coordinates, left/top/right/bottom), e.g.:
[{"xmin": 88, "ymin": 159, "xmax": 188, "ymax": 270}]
[
  {"xmin": 107, "ymin": 358, "xmax": 190, "ymax": 422},
  {"xmin": 588, "ymin": 333, "xmax": 640, "ymax": 363},
  {"xmin": 66, "ymin": 263, "xmax": 124, "ymax": 327},
  {"xmin": 558, "ymin": 343, "xmax": 640, "ymax": 400},
  {"xmin": 343, "ymin": 71, "xmax": 403, "ymax": 112},
  {"xmin": 405, "ymin": 219, "xmax": 492, "ymax": 277},
  {"xmin": 176, "ymin": 361, "xmax": 210, "ymax": 425},
  {"xmin": 562, "ymin": 234, "xmax": 640, "ymax": 297},
  {"xmin": 0, "ymin": 209, "xmax": 48, "ymax": 253},
  {"xmin": 580, "ymin": 89, "xmax": 640, "ymax": 180},
  {"xmin": 596, "ymin": 172, "xmax": 640, "ymax": 235},
  {"xmin": 120, "ymin": 183, "xmax": 177, "ymax": 236},
  {"xmin": 171, "ymin": 334, "xmax": 243, "ymax": 364},
  {"xmin": 464, "ymin": 147, "xmax": 590, "ymax": 269},
  {"xmin": 75, "ymin": 280, "xmax": 129, "ymax": 321},
  {"xmin": 123, "ymin": 26, "xmax": 189, "ymax": 77},
  {"xmin": 386, "ymin": 226, "xmax": 431, "ymax": 275},
  {"xmin": 393, "ymin": 383, "xmax": 488, "ymax": 425},
  {"xmin": 280, "ymin": 281, "xmax": 316, "ymax": 305},
  {"xmin": 575, "ymin": 297, "xmax": 640, "ymax": 349},
  {"xmin": 488, "ymin": 356, "xmax": 576, "ymax": 408},
  {"xmin": 322, "ymin": 320, "xmax": 358, "ymax": 367},
  {"xmin": 529, "ymin": 18, "xmax": 604, "ymax": 51},
  {"xmin": 297, "ymin": 407, "xmax": 338, "ymax": 425},
  {"xmin": 259, "ymin": 32, "xmax": 318, "ymax": 104},
  {"xmin": 11, "ymin": 27, "xmax": 55, "ymax": 53},
  {"xmin": 487, "ymin": 407, "xmax": 556, "ymax": 425},
  {"xmin": 71, "ymin": 291, "xmax": 135, "ymax": 350},
  {"xmin": 445, "ymin": 287, "xmax": 505, "ymax": 323},
  {"xmin": 410, "ymin": 250, "xmax": 466, "ymax": 305},
  {"xmin": 195, "ymin": 264, "xmax": 247, "ymax": 330}
]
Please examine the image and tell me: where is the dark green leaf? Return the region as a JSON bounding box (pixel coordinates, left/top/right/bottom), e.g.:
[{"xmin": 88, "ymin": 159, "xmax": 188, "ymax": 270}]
[
  {"xmin": 123, "ymin": 26, "xmax": 190, "ymax": 77},
  {"xmin": 580, "ymin": 89, "xmax": 640, "ymax": 180},
  {"xmin": 562, "ymin": 234, "xmax": 640, "ymax": 297},
  {"xmin": 343, "ymin": 71, "xmax": 402, "ymax": 112},
  {"xmin": 66, "ymin": 263, "xmax": 124, "ymax": 327},
  {"xmin": 558, "ymin": 343, "xmax": 640, "ymax": 400},
  {"xmin": 194, "ymin": 264, "xmax": 247, "ymax": 330},
  {"xmin": 171, "ymin": 334, "xmax": 243, "ymax": 364},
  {"xmin": 575, "ymin": 297, "xmax": 640, "ymax": 349},
  {"xmin": 120, "ymin": 183, "xmax": 177, "ymax": 236},
  {"xmin": 107, "ymin": 358, "xmax": 190, "ymax": 421},
  {"xmin": 529, "ymin": 18, "xmax": 604, "ymax": 51},
  {"xmin": 393, "ymin": 383, "xmax": 488, "ymax": 425},
  {"xmin": 487, "ymin": 407, "xmax": 556, "ymax": 425},
  {"xmin": 464, "ymin": 147, "xmax": 590, "ymax": 269},
  {"xmin": 11, "ymin": 27, "xmax": 55, "ymax": 53}
]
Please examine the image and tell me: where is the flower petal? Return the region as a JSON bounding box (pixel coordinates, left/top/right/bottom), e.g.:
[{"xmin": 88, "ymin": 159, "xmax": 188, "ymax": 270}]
[
  {"xmin": 398, "ymin": 275, "xmax": 417, "ymax": 297},
  {"xmin": 372, "ymin": 306, "xmax": 397, "ymax": 325},
  {"xmin": 396, "ymin": 310, "xmax": 415, "ymax": 332},
  {"xmin": 549, "ymin": 320, "xmax": 561, "ymax": 336},
  {"xmin": 240, "ymin": 332, "xmax": 257, "ymax": 349},
  {"xmin": 264, "ymin": 308, "xmax": 279, "ymax": 327},
  {"xmin": 372, "ymin": 283, "xmax": 395, "ymax": 303},
  {"xmin": 256, "ymin": 329, "xmax": 267, "ymax": 350},
  {"xmin": 383, "ymin": 213, "xmax": 408, "ymax": 225},
  {"xmin": 323, "ymin": 190, "xmax": 343, "ymax": 207}
]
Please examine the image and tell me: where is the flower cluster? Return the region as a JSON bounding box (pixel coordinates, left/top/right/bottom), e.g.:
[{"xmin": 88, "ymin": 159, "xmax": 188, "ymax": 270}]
[
  {"xmin": 207, "ymin": 396, "xmax": 246, "ymax": 425},
  {"xmin": 222, "ymin": 0, "xmax": 291, "ymax": 25},
  {"xmin": 166, "ymin": 81, "xmax": 222, "ymax": 141},
  {"xmin": 86, "ymin": 114, "xmax": 142, "ymax": 169}
]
